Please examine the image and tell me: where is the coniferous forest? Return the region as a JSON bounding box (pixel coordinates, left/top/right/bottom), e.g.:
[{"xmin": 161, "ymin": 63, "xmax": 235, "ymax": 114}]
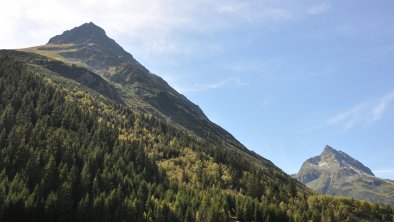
[{"xmin": 0, "ymin": 53, "xmax": 393, "ymax": 222}]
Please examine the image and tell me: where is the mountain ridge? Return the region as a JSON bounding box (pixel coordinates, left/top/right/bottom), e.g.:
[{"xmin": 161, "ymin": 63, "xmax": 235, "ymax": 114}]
[{"xmin": 48, "ymin": 22, "xmax": 148, "ymax": 78}]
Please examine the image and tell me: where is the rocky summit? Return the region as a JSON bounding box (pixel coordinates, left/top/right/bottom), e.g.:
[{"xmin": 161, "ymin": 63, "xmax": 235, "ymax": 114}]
[{"xmin": 295, "ymin": 145, "xmax": 394, "ymax": 206}]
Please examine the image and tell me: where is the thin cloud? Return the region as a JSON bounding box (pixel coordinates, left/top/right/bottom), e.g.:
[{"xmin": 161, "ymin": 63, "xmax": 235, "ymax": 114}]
[
  {"xmin": 217, "ymin": 3, "xmax": 242, "ymax": 13},
  {"xmin": 261, "ymin": 97, "xmax": 272, "ymax": 108},
  {"xmin": 307, "ymin": 3, "xmax": 330, "ymax": 15},
  {"xmin": 215, "ymin": 1, "xmax": 295, "ymax": 22},
  {"xmin": 304, "ymin": 91, "xmax": 394, "ymax": 133},
  {"xmin": 159, "ymin": 74, "xmax": 247, "ymax": 93},
  {"xmin": 303, "ymin": 102, "xmax": 369, "ymax": 133},
  {"xmin": 1, "ymin": 0, "xmax": 332, "ymax": 54},
  {"xmin": 173, "ymin": 77, "xmax": 247, "ymax": 93},
  {"xmin": 207, "ymin": 77, "xmax": 247, "ymax": 89},
  {"xmin": 372, "ymin": 91, "xmax": 394, "ymax": 121},
  {"xmin": 327, "ymin": 103, "xmax": 369, "ymax": 125}
]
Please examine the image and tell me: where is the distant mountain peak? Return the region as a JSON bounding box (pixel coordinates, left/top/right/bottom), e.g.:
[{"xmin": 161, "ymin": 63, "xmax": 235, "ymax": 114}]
[
  {"xmin": 320, "ymin": 146, "xmax": 374, "ymax": 176},
  {"xmin": 294, "ymin": 145, "xmax": 394, "ymax": 206},
  {"xmin": 296, "ymin": 145, "xmax": 375, "ymax": 186},
  {"xmin": 322, "ymin": 145, "xmax": 335, "ymax": 153},
  {"xmin": 321, "ymin": 145, "xmax": 339, "ymax": 160}
]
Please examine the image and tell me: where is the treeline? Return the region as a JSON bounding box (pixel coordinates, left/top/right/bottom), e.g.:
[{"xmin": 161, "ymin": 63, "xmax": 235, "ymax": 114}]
[{"xmin": 0, "ymin": 55, "xmax": 393, "ymax": 221}]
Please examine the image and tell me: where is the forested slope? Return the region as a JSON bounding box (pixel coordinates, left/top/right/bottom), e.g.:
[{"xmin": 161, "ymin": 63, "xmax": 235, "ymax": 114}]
[{"xmin": 0, "ymin": 54, "xmax": 393, "ymax": 221}]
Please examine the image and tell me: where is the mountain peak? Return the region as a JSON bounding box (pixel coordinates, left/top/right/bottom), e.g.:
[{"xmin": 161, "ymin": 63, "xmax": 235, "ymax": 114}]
[
  {"xmin": 323, "ymin": 145, "xmax": 335, "ymax": 153},
  {"xmin": 321, "ymin": 145, "xmax": 338, "ymax": 156},
  {"xmin": 319, "ymin": 146, "xmax": 374, "ymax": 176},
  {"xmin": 332, "ymin": 147, "xmax": 373, "ymax": 175},
  {"xmin": 296, "ymin": 146, "xmax": 375, "ymax": 186},
  {"xmin": 43, "ymin": 22, "xmax": 148, "ymax": 78},
  {"xmin": 295, "ymin": 146, "xmax": 394, "ymax": 206},
  {"xmin": 48, "ymin": 22, "xmax": 107, "ymax": 45}
]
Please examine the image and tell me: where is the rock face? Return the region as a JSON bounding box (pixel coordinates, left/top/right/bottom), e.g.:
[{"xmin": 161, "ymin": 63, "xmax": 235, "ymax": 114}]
[
  {"xmin": 48, "ymin": 22, "xmax": 148, "ymax": 78},
  {"xmin": 297, "ymin": 145, "xmax": 374, "ymax": 185},
  {"xmin": 295, "ymin": 145, "xmax": 394, "ymax": 206}
]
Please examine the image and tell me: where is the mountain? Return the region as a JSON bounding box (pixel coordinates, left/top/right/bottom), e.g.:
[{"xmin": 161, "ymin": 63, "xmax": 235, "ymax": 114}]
[
  {"xmin": 295, "ymin": 145, "xmax": 394, "ymax": 206},
  {"xmin": 21, "ymin": 22, "xmax": 260, "ymax": 159},
  {"xmin": 0, "ymin": 23, "xmax": 392, "ymax": 221}
]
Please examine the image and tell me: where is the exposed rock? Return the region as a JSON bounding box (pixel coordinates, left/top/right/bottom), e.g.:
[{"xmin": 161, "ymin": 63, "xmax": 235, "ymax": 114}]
[{"xmin": 295, "ymin": 145, "xmax": 394, "ymax": 206}]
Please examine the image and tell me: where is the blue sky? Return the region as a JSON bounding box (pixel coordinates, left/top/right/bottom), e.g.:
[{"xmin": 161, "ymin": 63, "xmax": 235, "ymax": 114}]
[{"xmin": 1, "ymin": 0, "xmax": 394, "ymax": 179}]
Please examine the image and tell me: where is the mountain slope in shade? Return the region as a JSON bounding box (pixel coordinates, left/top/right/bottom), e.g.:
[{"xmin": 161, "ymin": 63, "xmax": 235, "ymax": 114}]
[{"xmin": 295, "ymin": 145, "xmax": 394, "ymax": 206}]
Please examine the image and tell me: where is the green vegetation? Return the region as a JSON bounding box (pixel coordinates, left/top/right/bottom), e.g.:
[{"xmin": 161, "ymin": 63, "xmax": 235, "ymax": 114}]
[{"xmin": 0, "ymin": 54, "xmax": 393, "ymax": 222}]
